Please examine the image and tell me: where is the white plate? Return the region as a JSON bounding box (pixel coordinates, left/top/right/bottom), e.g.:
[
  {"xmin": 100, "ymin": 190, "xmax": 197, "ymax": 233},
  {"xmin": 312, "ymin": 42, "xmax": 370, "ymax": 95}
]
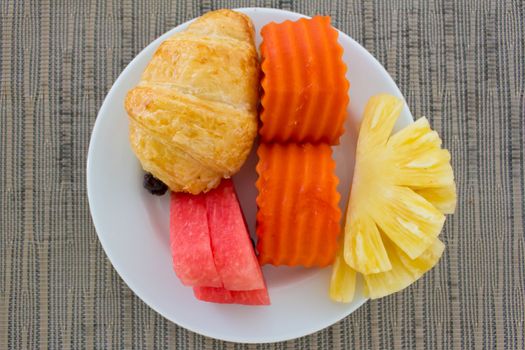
[{"xmin": 87, "ymin": 7, "xmax": 413, "ymax": 344}]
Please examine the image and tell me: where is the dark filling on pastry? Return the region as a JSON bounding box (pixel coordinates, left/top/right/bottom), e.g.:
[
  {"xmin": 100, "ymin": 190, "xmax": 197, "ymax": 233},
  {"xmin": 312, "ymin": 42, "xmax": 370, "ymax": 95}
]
[{"xmin": 143, "ymin": 172, "xmax": 168, "ymax": 195}]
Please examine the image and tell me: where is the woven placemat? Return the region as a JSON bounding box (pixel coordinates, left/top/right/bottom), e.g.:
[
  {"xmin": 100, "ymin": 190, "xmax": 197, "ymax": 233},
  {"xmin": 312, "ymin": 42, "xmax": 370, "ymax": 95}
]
[{"xmin": 1, "ymin": 0, "xmax": 524, "ymax": 348}]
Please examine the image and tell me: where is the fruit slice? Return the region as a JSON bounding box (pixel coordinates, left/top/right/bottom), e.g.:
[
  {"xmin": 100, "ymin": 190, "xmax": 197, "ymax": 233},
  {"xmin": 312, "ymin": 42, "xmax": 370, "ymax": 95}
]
[
  {"xmin": 260, "ymin": 16, "xmax": 349, "ymax": 144},
  {"xmin": 387, "ymin": 118, "xmax": 455, "ymax": 189},
  {"xmin": 344, "ymin": 95, "xmax": 453, "ymax": 273},
  {"xmin": 206, "ymin": 179, "xmax": 265, "ymax": 291},
  {"xmin": 193, "ymin": 286, "xmax": 270, "ymax": 305},
  {"xmin": 256, "ymin": 143, "xmax": 341, "ymax": 267},
  {"xmin": 415, "ymin": 184, "xmax": 457, "ymax": 214},
  {"xmin": 329, "ymin": 245, "xmax": 357, "ymax": 303},
  {"xmin": 329, "ymin": 94, "xmax": 456, "ymax": 303},
  {"xmin": 170, "ymin": 192, "xmax": 222, "ymax": 287},
  {"xmin": 367, "ymin": 186, "xmax": 445, "ymax": 259},
  {"xmin": 344, "ymin": 212, "xmax": 391, "ymax": 274},
  {"xmin": 364, "ymin": 238, "xmax": 445, "ymax": 299}
]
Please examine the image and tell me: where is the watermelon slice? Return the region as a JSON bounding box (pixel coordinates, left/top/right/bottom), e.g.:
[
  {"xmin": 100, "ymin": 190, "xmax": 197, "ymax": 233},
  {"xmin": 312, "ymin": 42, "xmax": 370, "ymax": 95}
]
[
  {"xmin": 205, "ymin": 179, "xmax": 265, "ymax": 291},
  {"xmin": 193, "ymin": 286, "xmax": 270, "ymax": 306},
  {"xmin": 169, "ymin": 179, "xmax": 270, "ymax": 305},
  {"xmin": 170, "ymin": 192, "xmax": 222, "ymax": 287}
]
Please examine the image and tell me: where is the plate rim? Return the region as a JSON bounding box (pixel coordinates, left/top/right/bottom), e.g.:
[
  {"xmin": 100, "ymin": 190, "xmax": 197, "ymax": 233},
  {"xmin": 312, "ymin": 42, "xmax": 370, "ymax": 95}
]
[{"xmin": 87, "ymin": 7, "xmax": 411, "ymax": 343}]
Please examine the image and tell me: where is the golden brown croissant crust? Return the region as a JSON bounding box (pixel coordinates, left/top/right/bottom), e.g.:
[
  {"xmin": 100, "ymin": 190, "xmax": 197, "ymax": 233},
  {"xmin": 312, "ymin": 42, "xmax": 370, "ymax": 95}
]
[{"xmin": 125, "ymin": 9, "xmax": 259, "ymax": 194}]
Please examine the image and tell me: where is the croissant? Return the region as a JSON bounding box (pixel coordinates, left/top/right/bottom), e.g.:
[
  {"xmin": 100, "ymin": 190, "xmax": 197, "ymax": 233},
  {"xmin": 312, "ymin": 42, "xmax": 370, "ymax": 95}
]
[{"xmin": 125, "ymin": 10, "xmax": 259, "ymax": 194}]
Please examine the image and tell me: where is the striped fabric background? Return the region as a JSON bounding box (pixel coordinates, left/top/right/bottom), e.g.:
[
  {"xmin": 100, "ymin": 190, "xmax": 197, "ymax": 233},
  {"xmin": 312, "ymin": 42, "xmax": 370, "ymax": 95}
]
[{"xmin": 1, "ymin": 0, "xmax": 524, "ymax": 348}]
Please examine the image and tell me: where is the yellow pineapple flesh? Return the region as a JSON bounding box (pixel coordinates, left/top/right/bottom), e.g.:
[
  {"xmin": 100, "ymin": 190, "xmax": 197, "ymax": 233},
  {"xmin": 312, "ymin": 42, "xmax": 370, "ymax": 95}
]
[
  {"xmin": 364, "ymin": 237, "xmax": 445, "ymax": 299},
  {"xmin": 416, "ymin": 184, "xmax": 457, "ymax": 214},
  {"xmin": 330, "ymin": 245, "xmax": 357, "ymax": 302},
  {"xmin": 329, "ymin": 94, "xmax": 456, "ymax": 303}
]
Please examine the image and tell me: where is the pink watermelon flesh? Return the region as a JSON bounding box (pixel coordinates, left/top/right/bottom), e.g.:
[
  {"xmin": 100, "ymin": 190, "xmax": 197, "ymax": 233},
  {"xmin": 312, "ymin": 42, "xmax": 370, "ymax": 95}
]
[
  {"xmin": 205, "ymin": 180, "xmax": 266, "ymax": 291},
  {"xmin": 193, "ymin": 286, "xmax": 270, "ymax": 305},
  {"xmin": 170, "ymin": 192, "xmax": 222, "ymax": 287}
]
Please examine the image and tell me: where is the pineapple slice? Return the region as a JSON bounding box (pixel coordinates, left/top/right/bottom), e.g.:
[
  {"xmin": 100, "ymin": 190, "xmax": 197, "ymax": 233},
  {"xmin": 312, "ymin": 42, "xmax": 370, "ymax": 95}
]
[
  {"xmin": 330, "ymin": 237, "xmax": 445, "ymax": 302},
  {"xmin": 345, "ymin": 210, "xmax": 391, "ymax": 274},
  {"xmin": 368, "ymin": 186, "xmax": 445, "ymax": 259},
  {"xmin": 330, "ymin": 245, "xmax": 357, "ymax": 302},
  {"xmin": 344, "ymin": 95, "xmax": 453, "ymax": 273},
  {"xmin": 388, "ymin": 118, "xmax": 455, "ymax": 189},
  {"xmin": 364, "ymin": 237, "xmax": 445, "ymax": 299},
  {"xmin": 329, "ymin": 94, "xmax": 456, "ymax": 303},
  {"xmin": 416, "ymin": 184, "xmax": 457, "ymax": 214}
]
